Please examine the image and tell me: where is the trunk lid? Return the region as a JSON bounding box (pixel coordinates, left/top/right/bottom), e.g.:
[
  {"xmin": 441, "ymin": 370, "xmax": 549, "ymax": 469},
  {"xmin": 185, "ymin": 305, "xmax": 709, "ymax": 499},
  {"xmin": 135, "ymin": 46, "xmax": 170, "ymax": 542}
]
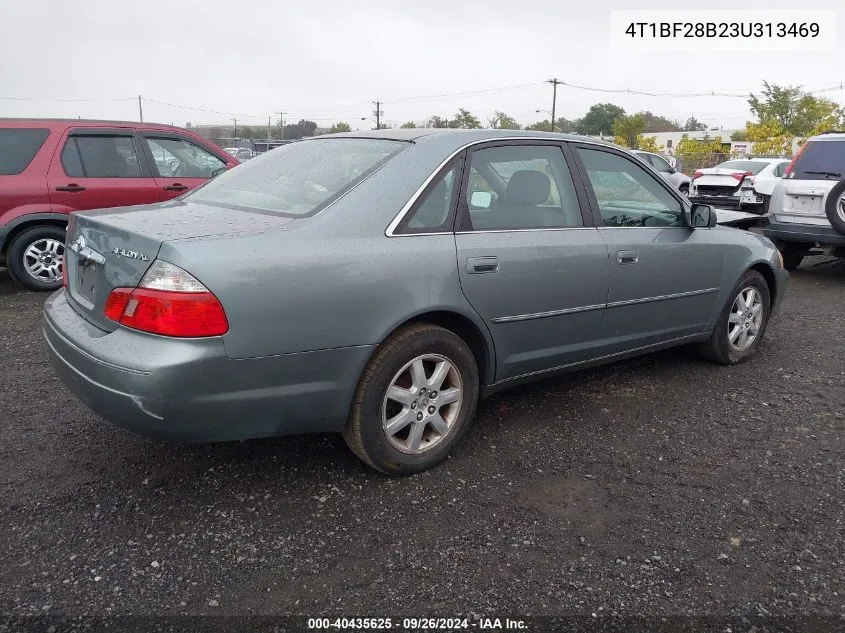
[{"xmin": 64, "ymin": 200, "xmax": 296, "ymax": 330}]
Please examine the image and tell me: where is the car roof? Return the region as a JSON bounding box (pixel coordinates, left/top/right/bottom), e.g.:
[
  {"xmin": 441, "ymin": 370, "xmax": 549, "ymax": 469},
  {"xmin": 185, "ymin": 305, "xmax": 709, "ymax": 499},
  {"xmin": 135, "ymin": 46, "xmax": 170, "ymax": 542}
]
[
  {"xmin": 320, "ymin": 127, "xmax": 618, "ymax": 151},
  {"xmin": 808, "ymin": 131, "xmax": 845, "ymax": 141},
  {"xmin": 0, "ymin": 118, "xmax": 188, "ymax": 132}
]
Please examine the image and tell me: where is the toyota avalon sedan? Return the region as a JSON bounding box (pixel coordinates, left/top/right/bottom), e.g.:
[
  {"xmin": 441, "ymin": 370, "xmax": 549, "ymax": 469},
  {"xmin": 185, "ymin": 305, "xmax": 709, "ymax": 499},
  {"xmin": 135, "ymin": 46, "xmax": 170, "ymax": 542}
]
[{"xmin": 43, "ymin": 129, "xmax": 787, "ymax": 475}]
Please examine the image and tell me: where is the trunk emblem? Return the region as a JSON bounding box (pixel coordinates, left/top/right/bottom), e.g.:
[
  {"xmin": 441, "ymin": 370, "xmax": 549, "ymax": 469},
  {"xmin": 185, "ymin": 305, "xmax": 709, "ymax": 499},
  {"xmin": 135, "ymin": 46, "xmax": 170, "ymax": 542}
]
[{"xmin": 112, "ymin": 247, "xmax": 150, "ymax": 262}]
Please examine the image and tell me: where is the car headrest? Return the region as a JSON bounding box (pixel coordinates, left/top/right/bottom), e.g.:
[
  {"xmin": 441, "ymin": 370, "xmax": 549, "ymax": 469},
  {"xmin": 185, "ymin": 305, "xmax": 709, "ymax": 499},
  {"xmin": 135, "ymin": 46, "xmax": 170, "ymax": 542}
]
[{"xmin": 503, "ymin": 170, "xmax": 551, "ymax": 205}]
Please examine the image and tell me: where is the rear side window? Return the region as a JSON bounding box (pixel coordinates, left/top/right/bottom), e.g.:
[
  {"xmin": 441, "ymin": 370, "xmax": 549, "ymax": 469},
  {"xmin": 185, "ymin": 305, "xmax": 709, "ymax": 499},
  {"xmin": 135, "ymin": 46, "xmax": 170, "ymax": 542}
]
[
  {"xmin": 790, "ymin": 140, "xmax": 845, "ymax": 180},
  {"xmin": 0, "ymin": 128, "xmax": 50, "ymax": 175},
  {"xmin": 188, "ymin": 138, "xmax": 407, "ymax": 217},
  {"xmin": 61, "ymin": 135, "xmax": 143, "ymax": 178}
]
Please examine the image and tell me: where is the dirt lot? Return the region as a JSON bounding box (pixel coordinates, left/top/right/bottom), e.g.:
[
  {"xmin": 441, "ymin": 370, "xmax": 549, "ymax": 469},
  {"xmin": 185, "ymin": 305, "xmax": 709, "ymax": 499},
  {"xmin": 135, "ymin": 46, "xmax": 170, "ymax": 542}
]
[{"xmin": 0, "ymin": 260, "xmax": 843, "ymax": 630}]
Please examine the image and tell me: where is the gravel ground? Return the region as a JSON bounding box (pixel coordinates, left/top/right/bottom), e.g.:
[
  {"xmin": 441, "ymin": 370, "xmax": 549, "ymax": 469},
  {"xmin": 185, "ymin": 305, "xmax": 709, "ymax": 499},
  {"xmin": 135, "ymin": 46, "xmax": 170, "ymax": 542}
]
[{"xmin": 1, "ymin": 260, "xmax": 843, "ymax": 630}]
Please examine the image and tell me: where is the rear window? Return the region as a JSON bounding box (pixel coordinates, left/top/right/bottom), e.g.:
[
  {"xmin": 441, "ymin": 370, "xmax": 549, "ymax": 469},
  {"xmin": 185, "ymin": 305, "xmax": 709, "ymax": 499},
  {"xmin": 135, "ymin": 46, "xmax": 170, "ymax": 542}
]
[
  {"xmin": 0, "ymin": 128, "xmax": 50, "ymax": 175},
  {"xmin": 716, "ymin": 160, "xmax": 769, "ymax": 174},
  {"xmin": 187, "ymin": 138, "xmax": 407, "ymax": 216},
  {"xmin": 790, "ymin": 140, "xmax": 845, "ymax": 180}
]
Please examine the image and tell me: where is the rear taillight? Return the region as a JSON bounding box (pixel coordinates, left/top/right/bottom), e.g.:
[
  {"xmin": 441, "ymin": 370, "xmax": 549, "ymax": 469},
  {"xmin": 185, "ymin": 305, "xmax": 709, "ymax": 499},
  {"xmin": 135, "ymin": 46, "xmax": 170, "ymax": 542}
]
[
  {"xmin": 104, "ymin": 260, "xmax": 228, "ymax": 337},
  {"xmin": 784, "ymin": 143, "xmax": 807, "ymax": 178},
  {"xmin": 730, "ymin": 170, "xmax": 754, "ymax": 181},
  {"xmin": 693, "ymin": 170, "xmax": 703, "ymax": 179}
]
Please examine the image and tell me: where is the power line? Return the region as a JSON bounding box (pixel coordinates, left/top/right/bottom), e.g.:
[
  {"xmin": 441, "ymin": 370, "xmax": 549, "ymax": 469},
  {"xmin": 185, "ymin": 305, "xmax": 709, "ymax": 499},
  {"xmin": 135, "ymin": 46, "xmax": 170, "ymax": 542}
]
[{"xmin": 0, "ymin": 96, "xmax": 135, "ymax": 102}]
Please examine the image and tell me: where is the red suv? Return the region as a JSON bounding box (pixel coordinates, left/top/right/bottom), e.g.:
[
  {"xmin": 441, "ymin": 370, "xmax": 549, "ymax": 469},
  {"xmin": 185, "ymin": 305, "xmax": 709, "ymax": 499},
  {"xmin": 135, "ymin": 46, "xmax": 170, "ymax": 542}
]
[{"xmin": 0, "ymin": 119, "xmax": 238, "ymax": 290}]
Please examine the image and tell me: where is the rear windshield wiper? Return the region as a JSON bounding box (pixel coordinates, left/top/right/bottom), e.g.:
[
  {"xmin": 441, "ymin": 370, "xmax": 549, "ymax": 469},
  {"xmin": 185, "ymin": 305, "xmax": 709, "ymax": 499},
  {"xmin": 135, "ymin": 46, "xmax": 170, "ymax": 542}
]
[{"xmin": 801, "ymin": 170, "xmax": 842, "ymax": 179}]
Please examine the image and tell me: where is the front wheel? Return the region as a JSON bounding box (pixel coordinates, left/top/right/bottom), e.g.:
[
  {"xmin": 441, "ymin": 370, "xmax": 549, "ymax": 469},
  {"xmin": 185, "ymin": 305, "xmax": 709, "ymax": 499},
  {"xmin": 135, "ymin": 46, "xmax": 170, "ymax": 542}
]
[
  {"xmin": 6, "ymin": 225, "xmax": 66, "ymax": 292},
  {"xmin": 781, "ymin": 245, "xmax": 806, "ymax": 271},
  {"xmin": 343, "ymin": 323, "xmax": 479, "ymax": 475},
  {"xmin": 698, "ymin": 270, "xmax": 771, "ymax": 365}
]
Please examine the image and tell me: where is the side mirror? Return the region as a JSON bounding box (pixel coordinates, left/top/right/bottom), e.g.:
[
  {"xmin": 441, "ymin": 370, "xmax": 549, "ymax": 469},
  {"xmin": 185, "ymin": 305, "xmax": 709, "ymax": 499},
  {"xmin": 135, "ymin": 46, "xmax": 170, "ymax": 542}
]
[
  {"xmin": 470, "ymin": 191, "xmax": 493, "ymax": 209},
  {"xmin": 690, "ymin": 203, "xmax": 718, "ymax": 228},
  {"xmin": 668, "ymin": 166, "xmax": 676, "ymax": 174}
]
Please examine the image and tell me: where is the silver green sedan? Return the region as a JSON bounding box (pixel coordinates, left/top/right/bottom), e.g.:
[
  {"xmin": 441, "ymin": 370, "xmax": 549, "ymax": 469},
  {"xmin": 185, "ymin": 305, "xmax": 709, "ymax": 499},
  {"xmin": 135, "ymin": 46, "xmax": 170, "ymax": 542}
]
[{"xmin": 43, "ymin": 129, "xmax": 788, "ymax": 475}]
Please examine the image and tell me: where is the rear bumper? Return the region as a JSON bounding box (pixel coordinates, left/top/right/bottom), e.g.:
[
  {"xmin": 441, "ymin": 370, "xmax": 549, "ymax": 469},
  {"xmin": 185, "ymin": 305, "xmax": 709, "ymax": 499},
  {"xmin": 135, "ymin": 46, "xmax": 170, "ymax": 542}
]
[
  {"xmin": 761, "ymin": 219, "xmax": 845, "ymax": 247},
  {"xmin": 43, "ymin": 290, "xmax": 373, "ymax": 442}
]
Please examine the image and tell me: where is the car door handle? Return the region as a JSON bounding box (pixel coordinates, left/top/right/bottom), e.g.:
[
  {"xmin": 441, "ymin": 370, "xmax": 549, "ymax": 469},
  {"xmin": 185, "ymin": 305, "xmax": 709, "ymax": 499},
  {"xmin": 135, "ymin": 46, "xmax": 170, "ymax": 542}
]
[
  {"xmin": 55, "ymin": 184, "xmax": 86, "ymax": 192},
  {"xmin": 467, "ymin": 256, "xmax": 499, "ymax": 274},
  {"xmin": 163, "ymin": 183, "xmax": 189, "ymax": 191},
  {"xmin": 616, "ymin": 250, "xmax": 639, "ymax": 264}
]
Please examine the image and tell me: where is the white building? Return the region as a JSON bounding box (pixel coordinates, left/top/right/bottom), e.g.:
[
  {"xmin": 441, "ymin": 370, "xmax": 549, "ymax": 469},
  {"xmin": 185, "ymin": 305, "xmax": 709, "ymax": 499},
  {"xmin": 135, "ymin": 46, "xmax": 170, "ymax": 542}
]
[{"xmin": 640, "ymin": 129, "xmax": 743, "ymax": 154}]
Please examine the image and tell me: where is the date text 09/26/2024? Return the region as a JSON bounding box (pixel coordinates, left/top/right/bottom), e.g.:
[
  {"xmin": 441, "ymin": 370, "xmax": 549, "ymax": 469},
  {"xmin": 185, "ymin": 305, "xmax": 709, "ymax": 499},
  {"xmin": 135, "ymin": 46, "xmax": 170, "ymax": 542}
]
[{"xmin": 307, "ymin": 618, "xmax": 528, "ymax": 630}]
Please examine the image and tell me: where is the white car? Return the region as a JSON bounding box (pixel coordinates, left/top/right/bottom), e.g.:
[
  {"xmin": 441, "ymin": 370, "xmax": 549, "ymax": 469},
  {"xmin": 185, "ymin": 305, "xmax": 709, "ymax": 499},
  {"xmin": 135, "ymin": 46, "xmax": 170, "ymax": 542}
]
[
  {"xmin": 224, "ymin": 147, "xmax": 254, "ymax": 161},
  {"xmin": 690, "ymin": 158, "xmax": 790, "ymax": 213}
]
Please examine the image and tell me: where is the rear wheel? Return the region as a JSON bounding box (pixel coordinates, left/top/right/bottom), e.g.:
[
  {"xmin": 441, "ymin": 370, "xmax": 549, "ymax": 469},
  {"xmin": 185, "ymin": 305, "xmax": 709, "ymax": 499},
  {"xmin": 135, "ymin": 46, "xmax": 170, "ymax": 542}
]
[
  {"xmin": 698, "ymin": 270, "xmax": 771, "ymax": 365},
  {"xmin": 762, "ymin": 194, "xmax": 771, "ymax": 214},
  {"xmin": 824, "ymin": 179, "xmax": 845, "ymax": 235},
  {"xmin": 6, "ymin": 225, "xmax": 66, "ymax": 292},
  {"xmin": 343, "ymin": 323, "xmax": 479, "ymax": 475}
]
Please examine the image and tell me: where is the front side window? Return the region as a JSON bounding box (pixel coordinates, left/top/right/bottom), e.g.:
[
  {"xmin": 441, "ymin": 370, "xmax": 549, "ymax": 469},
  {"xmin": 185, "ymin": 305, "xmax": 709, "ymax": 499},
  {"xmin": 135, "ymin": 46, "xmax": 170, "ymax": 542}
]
[
  {"xmin": 0, "ymin": 128, "xmax": 50, "ymax": 175},
  {"xmin": 61, "ymin": 135, "xmax": 143, "ymax": 178},
  {"xmin": 144, "ymin": 137, "xmax": 226, "ymax": 178},
  {"xmin": 462, "ymin": 145, "xmax": 582, "ymax": 230},
  {"xmin": 188, "ymin": 138, "xmax": 407, "ymax": 216},
  {"xmin": 576, "ymin": 147, "xmax": 684, "ymax": 228}
]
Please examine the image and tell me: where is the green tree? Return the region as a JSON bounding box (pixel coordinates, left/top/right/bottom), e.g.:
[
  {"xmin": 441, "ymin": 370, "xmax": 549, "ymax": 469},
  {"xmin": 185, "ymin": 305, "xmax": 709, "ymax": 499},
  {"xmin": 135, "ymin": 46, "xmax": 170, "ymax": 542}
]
[
  {"xmin": 576, "ymin": 103, "xmax": 625, "ymax": 136},
  {"xmin": 638, "ymin": 136, "xmax": 663, "ymax": 153},
  {"xmin": 730, "ymin": 129, "xmax": 749, "ymax": 142},
  {"xmin": 448, "ymin": 108, "xmax": 482, "ymax": 129},
  {"xmin": 239, "ymin": 125, "xmax": 255, "ymax": 139},
  {"xmin": 743, "ymin": 120, "xmax": 794, "ymax": 156},
  {"xmin": 427, "ymin": 115, "xmax": 450, "ymax": 128},
  {"xmin": 524, "ymin": 120, "xmax": 552, "ymax": 131},
  {"xmin": 282, "ymin": 119, "xmax": 318, "ymax": 140},
  {"xmin": 748, "ymin": 82, "xmax": 845, "ymax": 136},
  {"xmin": 329, "ymin": 121, "xmax": 352, "ymax": 133},
  {"xmin": 400, "ymin": 121, "xmax": 417, "ymax": 128},
  {"xmin": 683, "ymin": 116, "xmax": 707, "ymax": 131},
  {"xmin": 612, "ymin": 113, "xmax": 646, "ymax": 149},
  {"xmin": 488, "ymin": 111, "xmax": 521, "ymax": 129},
  {"xmin": 641, "ymin": 111, "xmax": 681, "ymax": 132}
]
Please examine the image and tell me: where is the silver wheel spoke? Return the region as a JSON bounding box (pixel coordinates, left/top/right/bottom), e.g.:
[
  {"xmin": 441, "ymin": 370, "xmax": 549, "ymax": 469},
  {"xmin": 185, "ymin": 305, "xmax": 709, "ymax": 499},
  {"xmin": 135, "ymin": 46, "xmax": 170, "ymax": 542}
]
[
  {"xmin": 729, "ymin": 325, "xmax": 742, "ymax": 343},
  {"xmin": 738, "ymin": 329, "xmax": 749, "ymax": 348},
  {"xmin": 409, "ymin": 359, "xmax": 427, "ymax": 391},
  {"xmin": 407, "ymin": 422, "xmax": 425, "ymax": 452},
  {"xmin": 25, "ymin": 245, "xmax": 42, "ymax": 260},
  {"xmin": 728, "ymin": 311, "xmax": 743, "ymax": 324},
  {"xmin": 437, "ymin": 387, "xmax": 461, "ymax": 406},
  {"xmin": 428, "ymin": 360, "xmax": 450, "ymax": 390},
  {"xmin": 751, "ymin": 303, "xmax": 762, "ymax": 318},
  {"xmin": 428, "ymin": 413, "xmax": 448, "ymax": 436},
  {"xmin": 387, "ymin": 385, "xmax": 415, "ymax": 406},
  {"xmin": 747, "ymin": 322, "xmax": 759, "ymax": 336},
  {"xmin": 385, "ymin": 409, "xmax": 414, "ymax": 436}
]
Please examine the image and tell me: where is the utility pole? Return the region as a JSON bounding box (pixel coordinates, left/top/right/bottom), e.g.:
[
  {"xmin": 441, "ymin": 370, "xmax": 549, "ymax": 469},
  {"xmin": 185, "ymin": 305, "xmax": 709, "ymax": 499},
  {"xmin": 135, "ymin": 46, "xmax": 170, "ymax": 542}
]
[
  {"xmin": 232, "ymin": 117, "xmax": 238, "ymax": 139},
  {"xmin": 373, "ymin": 99, "xmax": 382, "ymax": 130},
  {"xmin": 546, "ymin": 78, "xmax": 562, "ymax": 132},
  {"xmin": 267, "ymin": 115, "xmax": 271, "ymax": 144},
  {"xmin": 277, "ymin": 111, "xmax": 287, "ymax": 140},
  {"xmin": 138, "ymin": 95, "xmax": 143, "ymax": 122}
]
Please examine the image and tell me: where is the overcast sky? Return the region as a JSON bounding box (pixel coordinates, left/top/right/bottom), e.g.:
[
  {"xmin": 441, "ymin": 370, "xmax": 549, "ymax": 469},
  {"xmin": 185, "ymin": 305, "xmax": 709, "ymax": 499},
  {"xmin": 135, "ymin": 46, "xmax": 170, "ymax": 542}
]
[{"xmin": 1, "ymin": 0, "xmax": 842, "ymax": 131}]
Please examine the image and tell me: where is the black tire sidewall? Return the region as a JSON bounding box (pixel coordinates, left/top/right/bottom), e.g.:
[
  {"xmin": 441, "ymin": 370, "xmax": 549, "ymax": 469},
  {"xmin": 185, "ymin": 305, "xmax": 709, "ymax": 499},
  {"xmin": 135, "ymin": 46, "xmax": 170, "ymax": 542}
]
[
  {"xmin": 356, "ymin": 328, "xmax": 479, "ymax": 475},
  {"xmin": 823, "ymin": 179, "xmax": 845, "ymax": 235},
  {"xmin": 714, "ymin": 271, "xmax": 771, "ymax": 364},
  {"xmin": 7, "ymin": 225, "xmax": 66, "ymax": 292}
]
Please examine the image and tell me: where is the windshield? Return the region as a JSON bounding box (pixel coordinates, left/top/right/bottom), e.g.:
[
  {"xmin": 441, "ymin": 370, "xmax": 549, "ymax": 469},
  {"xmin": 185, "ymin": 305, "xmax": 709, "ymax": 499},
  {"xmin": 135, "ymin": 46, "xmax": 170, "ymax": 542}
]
[
  {"xmin": 188, "ymin": 138, "xmax": 407, "ymax": 216},
  {"xmin": 790, "ymin": 140, "xmax": 845, "ymax": 180},
  {"xmin": 716, "ymin": 160, "xmax": 769, "ymax": 174}
]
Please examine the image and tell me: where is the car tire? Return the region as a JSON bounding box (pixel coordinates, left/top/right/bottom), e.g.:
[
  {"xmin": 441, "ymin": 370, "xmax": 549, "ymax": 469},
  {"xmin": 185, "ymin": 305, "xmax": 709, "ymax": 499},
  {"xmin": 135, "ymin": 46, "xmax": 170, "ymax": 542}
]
[
  {"xmin": 343, "ymin": 323, "xmax": 480, "ymax": 475},
  {"xmin": 762, "ymin": 194, "xmax": 771, "ymax": 214},
  {"xmin": 780, "ymin": 245, "xmax": 805, "ymax": 271},
  {"xmin": 6, "ymin": 225, "xmax": 66, "ymax": 292},
  {"xmin": 698, "ymin": 270, "xmax": 771, "ymax": 366},
  {"xmin": 823, "ymin": 179, "xmax": 845, "ymax": 235}
]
